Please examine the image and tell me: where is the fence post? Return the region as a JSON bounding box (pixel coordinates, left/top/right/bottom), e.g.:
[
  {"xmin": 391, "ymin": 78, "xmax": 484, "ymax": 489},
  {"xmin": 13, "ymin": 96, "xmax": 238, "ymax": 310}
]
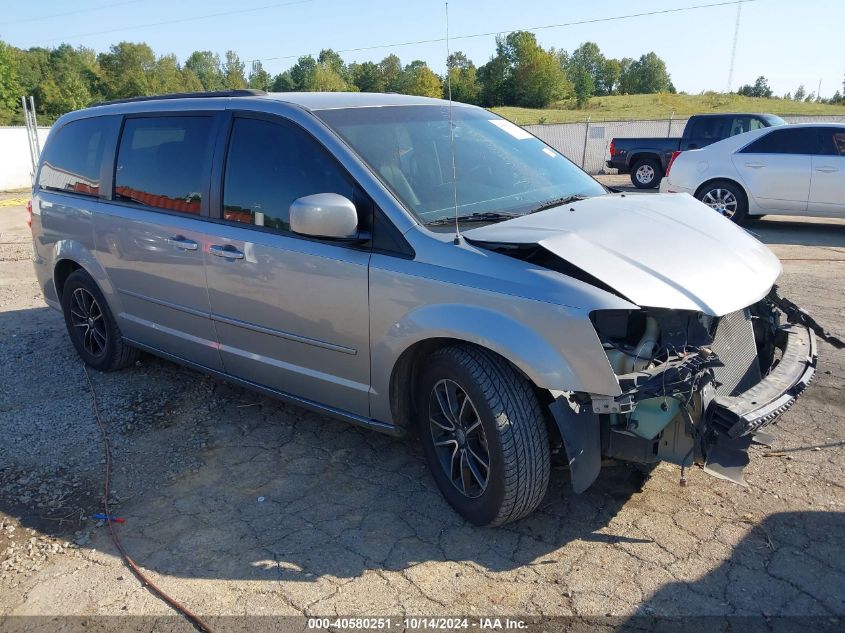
[
  {"xmin": 581, "ymin": 115, "xmax": 591, "ymax": 169},
  {"xmin": 667, "ymin": 111, "xmax": 674, "ymax": 137}
]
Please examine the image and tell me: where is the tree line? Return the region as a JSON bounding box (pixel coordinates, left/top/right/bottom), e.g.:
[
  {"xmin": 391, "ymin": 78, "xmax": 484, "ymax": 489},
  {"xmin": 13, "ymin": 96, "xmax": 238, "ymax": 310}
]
[
  {"xmin": 736, "ymin": 75, "xmax": 844, "ymax": 104},
  {"xmin": 0, "ymin": 33, "xmax": 677, "ymax": 124}
]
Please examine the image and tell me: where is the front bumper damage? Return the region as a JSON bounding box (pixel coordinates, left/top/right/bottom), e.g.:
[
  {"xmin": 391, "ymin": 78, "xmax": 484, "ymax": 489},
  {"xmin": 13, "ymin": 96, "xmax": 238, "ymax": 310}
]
[{"xmin": 551, "ymin": 287, "xmax": 837, "ymax": 493}]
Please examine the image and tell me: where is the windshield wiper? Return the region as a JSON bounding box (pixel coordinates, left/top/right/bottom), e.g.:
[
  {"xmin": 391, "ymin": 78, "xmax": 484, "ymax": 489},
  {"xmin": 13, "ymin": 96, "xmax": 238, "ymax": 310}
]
[
  {"xmin": 426, "ymin": 211, "xmax": 522, "ymax": 226},
  {"xmin": 525, "ymin": 194, "xmax": 588, "ymax": 214}
]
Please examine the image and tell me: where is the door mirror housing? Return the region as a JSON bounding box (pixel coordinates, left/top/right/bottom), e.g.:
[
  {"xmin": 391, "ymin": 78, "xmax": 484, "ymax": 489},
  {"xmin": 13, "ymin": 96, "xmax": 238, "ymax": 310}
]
[{"xmin": 290, "ymin": 193, "xmax": 359, "ymax": 240}]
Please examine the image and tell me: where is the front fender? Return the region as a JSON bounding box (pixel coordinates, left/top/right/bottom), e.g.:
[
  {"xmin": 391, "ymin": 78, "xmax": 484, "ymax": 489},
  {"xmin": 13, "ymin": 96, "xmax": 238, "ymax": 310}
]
[{"xmin": 387, "ymin": 303, "xmax": 583, "ymax": 391}]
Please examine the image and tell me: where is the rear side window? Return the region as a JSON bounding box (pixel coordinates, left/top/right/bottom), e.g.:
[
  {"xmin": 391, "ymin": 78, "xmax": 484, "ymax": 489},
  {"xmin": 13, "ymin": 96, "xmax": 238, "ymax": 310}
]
[
  {"xmin": 741, "ymin": 127, "xmax": 821, "ymax": 155},
  {"xmin": 689, "ymin": 117, "xmax": 726, "ymax": 140},
  {"xmin": 819, "ymin": 129, "xmax": 845, "ymax": 156},
  {"xmin": 114, "ymin": 116, "xmax": 213, "ymax": 214},
  {"xmin": 38, "ymin": 116, "xmax": 116, "ymax": 197},
  {"xmin": 222, "ymin": 117, "xmax": 354, "ymax": 232}
]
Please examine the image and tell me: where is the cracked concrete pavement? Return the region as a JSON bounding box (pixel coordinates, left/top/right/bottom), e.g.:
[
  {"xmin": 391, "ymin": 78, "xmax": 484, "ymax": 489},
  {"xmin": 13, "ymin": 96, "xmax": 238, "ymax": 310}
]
[{"xmin": 1, "ymin": 186, "xmax": 844, "ymax": 628}]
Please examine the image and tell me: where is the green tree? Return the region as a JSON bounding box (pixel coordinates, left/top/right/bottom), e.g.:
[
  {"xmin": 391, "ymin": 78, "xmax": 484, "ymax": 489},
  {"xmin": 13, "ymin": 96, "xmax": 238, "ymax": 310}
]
[
  {"xmin": 317, "ymin": 49, "xmax": 348, "ymax": 81},
  {"xmin": 598, "ymin": 58, "xmax": 622, "ymax": 96},
  {"xmin": 0, "ymin": 41, "xmax": 22, "ymax": 124},
  {"xmin": 34, "ymin": 44, "xmax": 101, "ymax": 117},
  {"xmin": 478, "ymin": 32, "xmax": 568, "ymax": 108},
  {"xmin": 97, "ymin": 42, "xmax": 157, "ymax": 99},
  {"xmin": 566, "ymin": 42, "xmax": 605, "ymax": 103},
  {"xmin": 502, "ymin": 31, "xmax": 569, "ymax": 108},
  {"xmin": 222, "ymin": 50, "xmax": 246, "ymax": 89},
  {"xmin": 793, "ymin": 84, "xmax": 806, "ymax": 101},
  {"xmin": 737, "ymin": 76, "xmax": 773, "ymax": 98},
  {"xmin": 378, "ymin": 54, "xmax": 402, "ymax": 92},
  {"xmin": 271, "ymin": 71, "xmax": 295, "ymax": 92},
  {"xmin": 830, "ymin": 89, "xmax": 842, "ymax": 104},
  {"xmin": 396, "ymin": 60, "xmax": 441, "ymax": 97},
  {"xmin": 444, "ymin": 51, "xmax": 480, "ymax": 104},
  {"xmin": 619, "ymin": 52, "xmax": 674, "ymax": 94},
  {"xmin": 477, "ymin": 52, "xmax": 510, "ymax": 106},
  {"xmin": 247, "ymin": 61, "xmax": 272, "ymax": 91},
  {"xmin": 152, "ymin": 54, "xmax": 201, "ymax": 94},
  {"xmin": 289, "ymin": 55, "xmax": 317, "ymax": 90},
  {"xmin": 184, "ymin": 51, "xmax": 223, "ymax": 91},
  {"xmin": 350, "ymin": 61, "xmax": 386, "ymax": 92}
]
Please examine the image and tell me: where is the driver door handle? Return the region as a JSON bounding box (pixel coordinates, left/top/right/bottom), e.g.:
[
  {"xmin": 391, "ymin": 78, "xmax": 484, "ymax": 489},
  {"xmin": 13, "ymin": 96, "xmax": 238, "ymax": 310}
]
[
  {"xmin": 815, "ymin": 166, "xmax": 838, "ymax": 173},
  {"xmin": 745, "ymin": 162, "xmax": 765, "ymax": 169},
  {"xmin": 209, "ymin": 244, "xmax": 245, "ymax": 259}
]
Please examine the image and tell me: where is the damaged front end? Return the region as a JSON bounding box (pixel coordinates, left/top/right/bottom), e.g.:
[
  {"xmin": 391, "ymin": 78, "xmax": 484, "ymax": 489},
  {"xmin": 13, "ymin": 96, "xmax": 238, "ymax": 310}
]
[{"xmin": 552, "ymin": 286, "xmax": 833, "ymax": 492}]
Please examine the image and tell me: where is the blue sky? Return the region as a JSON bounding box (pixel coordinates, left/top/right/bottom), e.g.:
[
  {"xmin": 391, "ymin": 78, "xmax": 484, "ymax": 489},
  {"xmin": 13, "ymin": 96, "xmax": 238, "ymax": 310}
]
[{"xmin": 2, "ymin": 0, "xmax": 843, "ymax": 98}]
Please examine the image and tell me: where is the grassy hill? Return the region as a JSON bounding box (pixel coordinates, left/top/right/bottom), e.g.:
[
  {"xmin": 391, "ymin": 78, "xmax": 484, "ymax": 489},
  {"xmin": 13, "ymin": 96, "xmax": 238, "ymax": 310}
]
[{"xmin": 493, "ymin": 92, "xmax": 845, "ymax": 125}]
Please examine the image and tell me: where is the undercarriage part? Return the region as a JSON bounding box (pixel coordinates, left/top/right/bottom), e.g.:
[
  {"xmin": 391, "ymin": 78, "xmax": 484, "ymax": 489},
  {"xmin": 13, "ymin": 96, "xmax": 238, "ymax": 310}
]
[
  {"xmin": 549, "ymin": 394, "xmax": 601, "ymax": 493},
  {"xmin": 703, "ymin": 434, "xmax": 753, "ymax": 486}
]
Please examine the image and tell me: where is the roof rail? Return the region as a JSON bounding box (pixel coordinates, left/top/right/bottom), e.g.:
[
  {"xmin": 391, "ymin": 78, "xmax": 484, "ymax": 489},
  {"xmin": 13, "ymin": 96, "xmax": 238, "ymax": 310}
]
[{"xmin": 94, "ymin": 89, "xmax": 267, "ymax": 107}]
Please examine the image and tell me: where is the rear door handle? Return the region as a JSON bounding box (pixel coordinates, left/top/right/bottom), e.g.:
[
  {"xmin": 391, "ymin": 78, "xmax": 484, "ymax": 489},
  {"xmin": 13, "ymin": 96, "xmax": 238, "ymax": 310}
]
[
  {"xmin": 745, "ymin": 163, "xmax": 765, "ymax": 169},
  {"xmin": 815, "ymin": 166, "xmax": 838, "ymax": 173},
  {"xmin": 209, "ymin": 244, "xmax": 245, "ymax": 260},
  {"xmin": 168, "ymin": 235, "xmax": 198, "ymax": 251}
]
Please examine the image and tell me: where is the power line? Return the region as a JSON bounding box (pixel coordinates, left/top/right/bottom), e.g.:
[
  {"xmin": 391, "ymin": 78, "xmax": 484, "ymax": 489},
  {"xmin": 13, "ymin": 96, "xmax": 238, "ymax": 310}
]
[
  {"xmin": 21, "ymin": 0, "xmax": 313, "ymax": 47},
  {"xmin": 1, "ymin": 0, "xmax": 144, "ymax": 27},
  {"xmin": 245, "ymin": 0, "xmax": 758, "ymax": 64}
]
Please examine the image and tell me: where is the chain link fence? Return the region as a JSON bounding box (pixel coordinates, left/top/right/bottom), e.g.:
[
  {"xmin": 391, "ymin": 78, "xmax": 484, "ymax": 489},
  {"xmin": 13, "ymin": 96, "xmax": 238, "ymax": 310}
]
[{"xmin": 525, "ymin": 115, "xmax": 845, "ymax": 175}]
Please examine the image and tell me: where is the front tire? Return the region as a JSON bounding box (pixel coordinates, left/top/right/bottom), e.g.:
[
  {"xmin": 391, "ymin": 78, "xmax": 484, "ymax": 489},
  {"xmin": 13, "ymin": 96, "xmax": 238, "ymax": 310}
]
[
  {"xmin": 61, "ymin": 269, "xmax": 139, "ymax": 371},
  {"xmin": 630, "ymin": 158, "xmax": 662, "ymax": 189},
  {"xmin": 696, "ymin": 180, "xmax": 748, "ymax": 223},
  {"xmin": 417, "ymin": 345, "xmax": 550, "ymax": 526}
]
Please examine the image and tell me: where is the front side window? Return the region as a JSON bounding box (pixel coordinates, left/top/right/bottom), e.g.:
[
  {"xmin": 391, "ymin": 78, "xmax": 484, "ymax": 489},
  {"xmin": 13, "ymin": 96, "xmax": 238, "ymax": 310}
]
[
  {"xmin": 741, "ymin": 127, "xmax": 820, "ymax": 155},
  {"xmin": 316, "ymin": 106, "xmax": 605, "ymax": 229},
  {"xmin": 114, "ymin": 116, "xmax": 213, "ymax": 214},
  {"xmin": 38, "ymin": 116, "xmax": 116, "ymax": 197},
  {"xmin": 222, "ymin": 117, "xmax": 354, "ymax": 232}
]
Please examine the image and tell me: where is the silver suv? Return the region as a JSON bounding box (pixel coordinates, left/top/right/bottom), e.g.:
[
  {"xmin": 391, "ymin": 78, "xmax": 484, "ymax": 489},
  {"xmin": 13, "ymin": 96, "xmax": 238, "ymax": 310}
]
[{"xmin": 31, "ymin": 91, "xmax": 821, "ymax": 526}]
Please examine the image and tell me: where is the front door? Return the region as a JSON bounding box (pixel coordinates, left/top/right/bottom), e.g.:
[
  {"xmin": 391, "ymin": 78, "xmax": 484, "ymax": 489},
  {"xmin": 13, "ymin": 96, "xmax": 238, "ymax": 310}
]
[
  {"xmin": 204, "ymin": 114, "xmax": 372, "ymax": 416},
  {"xmin": 95, "ymin": 114, "xmax": 224, "ymax": 370},
  {"xmin": 808, "ymin": 127, "xmax": 845, "ymax": 216},
  {"xmin": 733, "ymin": 127, "xmax": 815, "ymax": 213}
]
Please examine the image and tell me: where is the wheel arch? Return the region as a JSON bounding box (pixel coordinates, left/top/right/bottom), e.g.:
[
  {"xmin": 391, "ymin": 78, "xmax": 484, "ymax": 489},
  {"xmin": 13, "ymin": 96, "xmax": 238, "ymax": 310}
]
[
  {"xmin": 694, "ymin": 177, "xmax": 750, "ymax": 210},
  {"xmin": 51, "ymin": 240, "xmax": 118, "ymax": 305},
  {"xmin": 379, "ymin": 305, "xmax": 596, "ymax": 434},
  {"xmin": 628, "ymin": 151, "xmax": 662, "ymax": 170}
]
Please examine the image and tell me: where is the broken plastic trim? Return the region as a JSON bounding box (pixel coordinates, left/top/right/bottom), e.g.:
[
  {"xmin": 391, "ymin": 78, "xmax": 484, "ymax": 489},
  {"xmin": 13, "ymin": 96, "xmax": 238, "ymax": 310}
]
[{"xmin": 769, "ymin": 284, "xmax": 844, "ymax": 349}]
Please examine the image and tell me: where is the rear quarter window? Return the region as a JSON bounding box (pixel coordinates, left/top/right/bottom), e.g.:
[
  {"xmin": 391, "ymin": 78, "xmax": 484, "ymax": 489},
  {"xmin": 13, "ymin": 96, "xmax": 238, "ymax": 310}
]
[{"xmin": 38, "ymin": 116, "xmax": 118, "ymax": 197}]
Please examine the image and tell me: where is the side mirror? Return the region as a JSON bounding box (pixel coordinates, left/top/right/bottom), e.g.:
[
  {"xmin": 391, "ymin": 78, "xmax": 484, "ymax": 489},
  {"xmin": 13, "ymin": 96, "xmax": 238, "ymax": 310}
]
[{"xmin": 289, "ymin": 193, "xmax": 358, "ymax": 240}]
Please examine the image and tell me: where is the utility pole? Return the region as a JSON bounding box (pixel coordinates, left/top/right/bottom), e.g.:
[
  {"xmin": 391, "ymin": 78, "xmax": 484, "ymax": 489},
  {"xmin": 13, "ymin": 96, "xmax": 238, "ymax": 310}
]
[
  {"xmin": 817, "ymin": 78, "xmax": 822, "ymax": 101},
  {"xmin": 727, "ymin": 0, "xmax": 743, "ymax": 92}
]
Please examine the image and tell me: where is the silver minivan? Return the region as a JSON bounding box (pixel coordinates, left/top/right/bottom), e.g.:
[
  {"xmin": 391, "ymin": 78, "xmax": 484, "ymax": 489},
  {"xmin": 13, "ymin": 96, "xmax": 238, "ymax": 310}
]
[{"xmin": 30, "ymin": 90, "xmax": 825, "ymax": 525}]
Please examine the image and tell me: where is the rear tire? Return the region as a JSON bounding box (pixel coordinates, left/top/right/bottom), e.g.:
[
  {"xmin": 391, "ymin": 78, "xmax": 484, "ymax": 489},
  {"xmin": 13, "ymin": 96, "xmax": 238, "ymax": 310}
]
[
  {"xmin": 695, "ymin": 180, "xmax": 748, "ymax": 223},
  {"xmin": 417, "ymin": 345, "xmax": 550, "ymax": 526},
  {"xmin": 630, "ymin": 158, "xmax": 662, "ymax": 189},
  {"xmin": 61, "ymin": 269, "xmax": 139, "ymax": 372}
]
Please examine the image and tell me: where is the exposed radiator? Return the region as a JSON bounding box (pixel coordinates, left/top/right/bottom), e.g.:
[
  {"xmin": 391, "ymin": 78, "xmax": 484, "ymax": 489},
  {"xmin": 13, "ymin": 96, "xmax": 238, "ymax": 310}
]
[{"xmin": 711, "ymin": 308, "xmax": 761, "ymax": 396}]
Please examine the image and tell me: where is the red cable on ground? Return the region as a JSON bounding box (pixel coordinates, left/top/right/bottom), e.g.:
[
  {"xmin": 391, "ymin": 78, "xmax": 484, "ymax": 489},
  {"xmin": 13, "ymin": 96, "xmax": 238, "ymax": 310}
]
[{"xmin": 82, "ymin": 363, "xmax": 214, "ymax": 633}]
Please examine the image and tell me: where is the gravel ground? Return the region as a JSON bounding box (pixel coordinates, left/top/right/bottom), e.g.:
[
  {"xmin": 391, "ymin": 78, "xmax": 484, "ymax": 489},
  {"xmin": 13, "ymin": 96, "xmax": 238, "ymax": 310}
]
[{"xmin": 1, "ymin": 187, "xmax": 844, "ymax": 630}]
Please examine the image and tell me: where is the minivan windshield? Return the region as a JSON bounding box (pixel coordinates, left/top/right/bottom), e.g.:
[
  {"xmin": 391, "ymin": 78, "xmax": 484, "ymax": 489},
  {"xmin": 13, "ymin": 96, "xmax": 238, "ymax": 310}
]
[{"xmin": 316, "ymin": 105, "xmax": 606, "ymax": 229}]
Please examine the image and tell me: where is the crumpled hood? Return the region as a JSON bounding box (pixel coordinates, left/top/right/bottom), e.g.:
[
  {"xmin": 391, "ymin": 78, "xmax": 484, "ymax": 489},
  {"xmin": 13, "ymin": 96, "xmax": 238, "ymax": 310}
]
[{"xmin": 463, "ymin": 192, "xmax": 781, "ymax": 316}]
